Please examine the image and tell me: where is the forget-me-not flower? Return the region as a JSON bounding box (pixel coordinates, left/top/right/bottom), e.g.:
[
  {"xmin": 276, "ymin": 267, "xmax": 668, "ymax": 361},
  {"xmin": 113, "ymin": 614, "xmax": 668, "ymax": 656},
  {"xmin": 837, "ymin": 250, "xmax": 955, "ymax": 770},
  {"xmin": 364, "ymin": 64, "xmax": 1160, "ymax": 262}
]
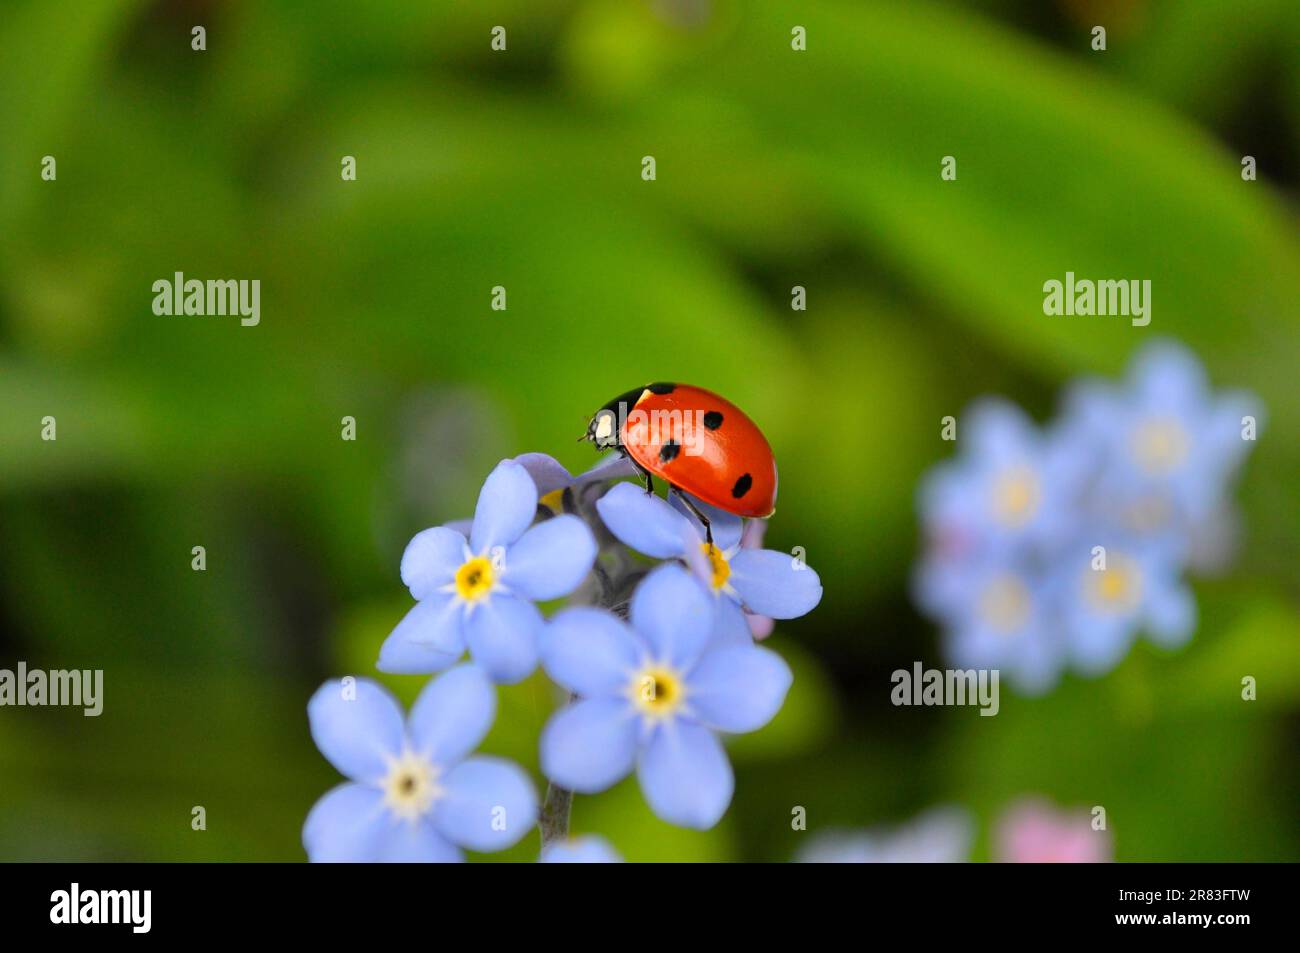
[
  {"xmin": 1051, "ymin": 537, "xmax": 1195, "ymax": 675},
  {"xmin": 939, "ymin": 561, "xmax": 1064, "ymax": 694},
  {"xmin": 538, "ymin": 563, "xmax": 792, "ymax": 829},
  {"xmin": 379, "ymin": 459, "xmax": 597, "ymax": 683},
  {"xmin": 1060, "ymin": 339, "xmax": 1261, "ymax": 559},
  {"xmin": 303, "ymin": 665, "xmax": 537, "ymax": 862},
  {"xmin": 595, "ymin": 482, "xmax": 822, "ymax": 642},
  {"xmin": 916, "ymin": 340, "xmax": 1259, "ymax": 691},
  {"xmin": 917, "ymin": 399, "xmax": 1087, "ymax": 563}
]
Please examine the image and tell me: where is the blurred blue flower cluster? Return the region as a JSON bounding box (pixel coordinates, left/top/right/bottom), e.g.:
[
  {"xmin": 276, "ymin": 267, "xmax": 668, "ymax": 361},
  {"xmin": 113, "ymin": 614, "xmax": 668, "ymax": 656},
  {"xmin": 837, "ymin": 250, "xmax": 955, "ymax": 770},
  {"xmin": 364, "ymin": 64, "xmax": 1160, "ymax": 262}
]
[
  {"xmin": 915, "ymin": 340, "xmax": 1261, "ymax": 693},
  {"xmin": 304, "ymin": 448, "xmax": 823, "ymax": 860}
]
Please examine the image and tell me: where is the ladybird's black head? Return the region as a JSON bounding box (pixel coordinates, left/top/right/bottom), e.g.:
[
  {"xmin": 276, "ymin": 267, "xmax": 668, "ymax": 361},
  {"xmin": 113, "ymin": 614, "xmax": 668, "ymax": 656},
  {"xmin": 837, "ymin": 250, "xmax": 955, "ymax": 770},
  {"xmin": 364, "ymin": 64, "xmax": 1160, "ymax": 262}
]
[{"xmin": 584, "ymin": 385, "xmax": 658, "ymax": 450}]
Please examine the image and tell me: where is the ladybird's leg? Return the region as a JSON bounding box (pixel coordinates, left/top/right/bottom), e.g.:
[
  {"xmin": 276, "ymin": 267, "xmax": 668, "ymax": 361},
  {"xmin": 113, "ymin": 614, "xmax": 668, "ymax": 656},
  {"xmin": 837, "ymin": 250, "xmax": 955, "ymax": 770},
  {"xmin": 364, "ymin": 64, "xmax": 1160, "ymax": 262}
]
[
  {"xmin": 626, "ymin": 453, "xmax": 655, "ymax": 496},
  {"xmin": 672, "ymin": 488, "xmax": 713, "ymax": 547}
]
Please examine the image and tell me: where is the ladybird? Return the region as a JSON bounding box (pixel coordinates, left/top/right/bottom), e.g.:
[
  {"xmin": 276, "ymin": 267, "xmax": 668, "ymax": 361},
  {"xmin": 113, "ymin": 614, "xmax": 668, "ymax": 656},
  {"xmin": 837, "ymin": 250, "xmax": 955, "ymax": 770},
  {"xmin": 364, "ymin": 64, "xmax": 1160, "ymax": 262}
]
[{"xmin": 584, "ymin": 383, "xmax": 777, "ymax": 537}]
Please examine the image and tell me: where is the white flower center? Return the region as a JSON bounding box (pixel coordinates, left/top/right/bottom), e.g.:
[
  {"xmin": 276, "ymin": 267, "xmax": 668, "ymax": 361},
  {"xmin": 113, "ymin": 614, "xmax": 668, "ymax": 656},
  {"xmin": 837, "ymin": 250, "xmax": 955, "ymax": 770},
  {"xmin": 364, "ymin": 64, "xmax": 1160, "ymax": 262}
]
[{"xmin": 382, "ymin": 750, "xmax": 441, "ymax": 822}]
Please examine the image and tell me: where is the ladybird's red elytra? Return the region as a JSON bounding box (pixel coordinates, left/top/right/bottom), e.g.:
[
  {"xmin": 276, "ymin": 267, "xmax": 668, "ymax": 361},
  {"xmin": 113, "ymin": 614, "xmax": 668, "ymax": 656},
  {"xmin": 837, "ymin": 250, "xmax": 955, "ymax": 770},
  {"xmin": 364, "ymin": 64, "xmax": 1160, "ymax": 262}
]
[{"xmin": 584, "ymin": 383, "xmax": 778, "ymax": 520}]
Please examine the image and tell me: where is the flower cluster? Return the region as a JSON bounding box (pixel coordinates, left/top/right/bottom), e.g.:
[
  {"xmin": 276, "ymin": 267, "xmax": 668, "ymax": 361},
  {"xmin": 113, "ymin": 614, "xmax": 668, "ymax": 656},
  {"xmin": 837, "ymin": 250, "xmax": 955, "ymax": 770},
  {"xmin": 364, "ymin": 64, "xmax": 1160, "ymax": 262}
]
[
  {"xmin": 304, "ymin": 444, "xmax": 822, "ymax": 860},
  {"xmin": 915, "ymin": 340, "xmax": 1260, "ymax": 693}
]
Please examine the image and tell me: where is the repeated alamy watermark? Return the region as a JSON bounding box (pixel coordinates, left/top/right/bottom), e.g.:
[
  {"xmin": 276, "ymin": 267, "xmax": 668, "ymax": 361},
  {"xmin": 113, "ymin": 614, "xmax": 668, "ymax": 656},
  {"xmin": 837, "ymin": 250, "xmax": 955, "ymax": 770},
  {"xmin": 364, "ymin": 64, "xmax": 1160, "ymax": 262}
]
[
  {"xmin": 589, "ymin": 399, "xmax": 709, "ymax": 456},
  {"xmin": 152, "ymin": 272, "xmax": 260, "ymax": 326},
  {"xmin": 1043, "ymin": 271, "xmax": 1150, "ymax": 327},
  {"xmin": 891, "ymin": 661, "xmax": 999, "ymax": 716},
  {"xmin": 0, "ymin": 662, "xmax": 103, "ymax": 716}
]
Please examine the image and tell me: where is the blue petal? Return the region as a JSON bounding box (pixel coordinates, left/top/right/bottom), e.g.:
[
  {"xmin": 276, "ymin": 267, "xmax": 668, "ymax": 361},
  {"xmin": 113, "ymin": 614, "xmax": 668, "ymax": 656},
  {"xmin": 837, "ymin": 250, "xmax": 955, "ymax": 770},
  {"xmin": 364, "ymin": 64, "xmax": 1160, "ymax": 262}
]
[
  {"xmin": 1068, "ymin": 613, "xmax": 1136, "ymax": 676},
  {"xmin": 1144, "ymin": 579, "xmax": 1196, "ymax": 648},
  {"xmin": 308, "ymin": 679, "xmax": 404, "ymax": 783},
  {"xmin": 400, "ymin": 526, "xmax": 468, "ymax": 600},
  {"xmin": 511, "ymin": 452, "xmax": 572, "ymax": 496},
  {"xmin": 375, "ymin": 818, "xmax": 464, "ymax": 863},
  {"xmin": 387, "ymin": 592, "xmax": 466, "ymax": 655},
  {"xmin": 1130, "ymin": 339, "xmax": 1206, "ymax": 406},
  {"xmin": 539, "ymin": 697, "xmax": 638, "ymax": 793},
  {"xmin": 504, "ymin": 514, "xmax": 597, "ymax": 600},
  {"xmin": 669, "ymin": 493, "xmax": 743, "ymax": 551},
  {"xmin": 540, "ymin": 607, "xmax": 641, "ymax": 696},
  {"xmin": 303, "ymin": 782, "xmax": 388, "ymax": 862},
  {"xmin": 470, "ymin": 460, "xmax": 539, "ymax": 554},
  {"xmin": 376, "ymin": 596, "xmax": 465, "ymax": 674},
  {"xmin": 595, "ymin": 482, "xmax": 693, "ymax": 558},
  {"xmin": 464, "ymin": 594, "xmax": 542, "ymax": 684},
  {"xmin": 713, "ymin": 596, "xmax": 758, "ymax": 647},
  {"xmin": 630, "ymin": 563, "xmax": 715, "ymax": 668},
  {"xmin": 637, "ymin": 720, "xmax": 733, "ymax": 830},
  {"xmin": 966, "ymin": 398, "xmax": 1037, "ymax": 460},
  {"xmin": 681, "ymin": 534, "xmax": 718, "ymax": 591},
  {"xmin": 433, "ymin": 755, "xmax": 538, "ymax": 852},
  {"xmin": 573, "ymin": 454, "xmax": 638, "ymax": 485},
  {"xmin": 406, "ymin": 664, "xmax": 496, "ymax": 767},
  {"xmin": 687, "ymin": 645, "xmax": 792, "ymax": 733},
  {"xmin": 540, "ymin": 835, "xmax": 623, "ymax": 863},
  {"xmin": 728, "ymin": 549, "xmax": 823, "ymax": 619},
  {"xmin": 377, "ymin": 631, "xmax": 462, "ymax": 675}
]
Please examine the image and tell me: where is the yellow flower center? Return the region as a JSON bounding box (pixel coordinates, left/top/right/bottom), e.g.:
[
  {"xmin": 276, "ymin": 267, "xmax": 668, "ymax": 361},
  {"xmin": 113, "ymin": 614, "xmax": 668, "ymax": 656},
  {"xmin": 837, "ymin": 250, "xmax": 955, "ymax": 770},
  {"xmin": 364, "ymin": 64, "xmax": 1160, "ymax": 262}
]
[
  {"xmin": 978, "ymin": 574, "xmax": 1031, "ymax": 633},
  {"xmin": 1085, "ymin": 558, "xmax": 1142, "ymax": 614},
  {"xmin": 992, "ymin": 466, "xmax": 1041, "ymax": 528},
  {"xmin": 382, "ymin": 751, "xmax": 441, "ymax": 822},
  {"xmin": 1131, "ymin": 417, "xmax": 1189, "ymax": 475},
  {"xmin": 700, "ymin": 542, "xmax": 731, "ymax": 591},
  {"xmin": 455, "ymin": 556, "xmax": 495, "ymax": 602},
  {"xmin": 631, "ymin": 667, "xmax": 685, "ymax": 719}
]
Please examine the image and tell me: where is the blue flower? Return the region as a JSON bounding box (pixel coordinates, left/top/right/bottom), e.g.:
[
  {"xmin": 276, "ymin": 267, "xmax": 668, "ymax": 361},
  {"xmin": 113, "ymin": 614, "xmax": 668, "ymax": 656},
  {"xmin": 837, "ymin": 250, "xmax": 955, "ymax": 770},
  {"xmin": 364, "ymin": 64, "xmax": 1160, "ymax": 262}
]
[
  {"xmin": 1060, "ymin": 339, "xmax": 1261, "ymax": 560},
  {"xmin": 1051, "ymin": 538, "xmax": 1195, "ymax": 675},
  {"xmin": 539, "ymin": 835, "xmax": 623, "ymax": 863},
  {"xmin": 379, "ymin": 459, "xmax": 598, "ymax": 683},
  {"xmin": 938, "ymin": 561, "xmax": 1064, "ymax": 695},
  {"xmin": 512, "ymin": 451, "xmax": 638, "ymax": 514},
  {"xmin": 303, "ymin": 665, "xmax": 537, "ymax": 862},
  {"xmin": 917, "ymin": 399, "xmax": 1087, "ymax": 565},
  {"xmin": 538, "ymin": 563, "xmax": 792, "ymax": 829},
  {"xmin": 595, "ymin": 482, "xmax": 822, "ymax": 641},
  {"xmin": 917, "ymin": 341, "xmax": 1260, "ymax": 689}
]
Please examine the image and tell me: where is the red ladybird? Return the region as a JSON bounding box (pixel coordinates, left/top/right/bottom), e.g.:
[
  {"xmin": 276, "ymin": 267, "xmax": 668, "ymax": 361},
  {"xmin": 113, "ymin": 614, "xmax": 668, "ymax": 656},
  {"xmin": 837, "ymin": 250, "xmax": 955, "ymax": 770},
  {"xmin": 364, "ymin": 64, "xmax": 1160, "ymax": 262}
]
[{"xmin": 584, "ymin": 383, "xmax": 777, "ymax": 537}]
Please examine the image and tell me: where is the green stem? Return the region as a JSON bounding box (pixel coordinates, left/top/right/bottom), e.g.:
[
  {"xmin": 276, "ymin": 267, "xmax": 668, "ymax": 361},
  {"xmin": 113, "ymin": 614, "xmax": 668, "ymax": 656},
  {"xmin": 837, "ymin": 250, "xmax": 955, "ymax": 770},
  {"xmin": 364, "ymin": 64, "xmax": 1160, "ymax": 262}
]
[
  {"xmin": 539, "ymin": 781, "xmax": 574, "ymax": 848},
  {"xmin": 538, "ymin": 499, "xmax": 628, "ymax": 850}
]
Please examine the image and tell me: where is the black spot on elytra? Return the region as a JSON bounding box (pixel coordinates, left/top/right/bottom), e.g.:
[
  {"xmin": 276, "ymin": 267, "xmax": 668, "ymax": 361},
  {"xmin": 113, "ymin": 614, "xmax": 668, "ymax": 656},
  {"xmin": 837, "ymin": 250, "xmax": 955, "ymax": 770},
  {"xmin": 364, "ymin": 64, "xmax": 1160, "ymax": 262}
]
[
  {"xmin": 647, "ymin": 382, "xmax": 675, "ymax": 395},
  {"xmin": 731, "ymin": 473, "xmax": 752, "ymax": 498},
  {"xmin": 703, "ymin": 411, "xmax": 723, "ymax": 430},
  {"xmin": 659, "ymin": 440, "xmax": 680, "ymax": 463}
]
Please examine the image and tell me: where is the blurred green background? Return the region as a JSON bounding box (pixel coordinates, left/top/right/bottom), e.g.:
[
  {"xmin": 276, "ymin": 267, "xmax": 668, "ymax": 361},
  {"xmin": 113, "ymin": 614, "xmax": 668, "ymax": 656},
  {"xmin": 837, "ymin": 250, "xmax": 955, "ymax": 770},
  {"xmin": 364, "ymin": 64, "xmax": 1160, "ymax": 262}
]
[{"xmin": 2, "ymin": 0, "xmax": 1298, "ymax": 861}]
